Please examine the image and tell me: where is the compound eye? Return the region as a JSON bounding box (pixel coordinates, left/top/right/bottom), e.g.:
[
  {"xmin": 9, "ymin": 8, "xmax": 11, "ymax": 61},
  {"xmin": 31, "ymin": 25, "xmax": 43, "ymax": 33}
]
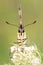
[
  {"xmin": 22, "ymin": 29, "xmax": 24, "ymax": 33},
  {"xmin": 18, "ymin": 30, "xmax": 20, "ymax": 33},
  {"xmin": 23, "ymin": 30, "xmax": 24, "ymax": 33}
]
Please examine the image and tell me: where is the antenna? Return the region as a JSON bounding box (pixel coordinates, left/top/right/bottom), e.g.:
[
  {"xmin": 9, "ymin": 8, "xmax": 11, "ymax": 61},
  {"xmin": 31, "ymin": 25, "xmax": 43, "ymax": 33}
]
[
  {"xmin": 24, "ymin": 21, "xmax": 37, "ymax": 27},
  {"xmin": 5, "ymin": 21, "xmax": 18, "ymax": 27}
]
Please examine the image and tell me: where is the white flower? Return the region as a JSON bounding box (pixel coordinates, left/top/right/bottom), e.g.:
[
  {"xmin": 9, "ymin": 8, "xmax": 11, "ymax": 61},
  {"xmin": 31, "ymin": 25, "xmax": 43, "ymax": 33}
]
[
  {"xmin": 10, "ymin": 45, "xmax": 18, "ymax": 53},
  {"xmin": 24, "ymin": 46, "xmax": 35, "ymax": 52},
  {"xmin": 32, "ymin": 58, "xmax": 41, "ymax": 65}
]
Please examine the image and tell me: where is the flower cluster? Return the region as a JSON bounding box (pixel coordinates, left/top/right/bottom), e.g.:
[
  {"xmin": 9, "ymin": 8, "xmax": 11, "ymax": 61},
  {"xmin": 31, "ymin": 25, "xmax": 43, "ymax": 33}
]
[{"xmin": 10, "ymin": 44, "xmax": 41, "ymax": 65}]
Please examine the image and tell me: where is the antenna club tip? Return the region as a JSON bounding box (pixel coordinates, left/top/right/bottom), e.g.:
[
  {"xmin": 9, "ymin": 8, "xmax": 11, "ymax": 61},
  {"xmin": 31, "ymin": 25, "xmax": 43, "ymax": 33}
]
[
  {"xmin": 33, "ymin": 20, "xmax": 37, "ymax": 23},
  {"xmin": 5, "ymin": 21, "xmax": 9, "ymax": 24}
]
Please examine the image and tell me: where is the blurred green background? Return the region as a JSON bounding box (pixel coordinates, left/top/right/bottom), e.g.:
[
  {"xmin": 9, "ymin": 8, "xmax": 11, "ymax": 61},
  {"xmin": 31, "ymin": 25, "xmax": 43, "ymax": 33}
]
[{"xmin": 0, "ymin": 0, "xmax": 43, "ymax": 64}]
